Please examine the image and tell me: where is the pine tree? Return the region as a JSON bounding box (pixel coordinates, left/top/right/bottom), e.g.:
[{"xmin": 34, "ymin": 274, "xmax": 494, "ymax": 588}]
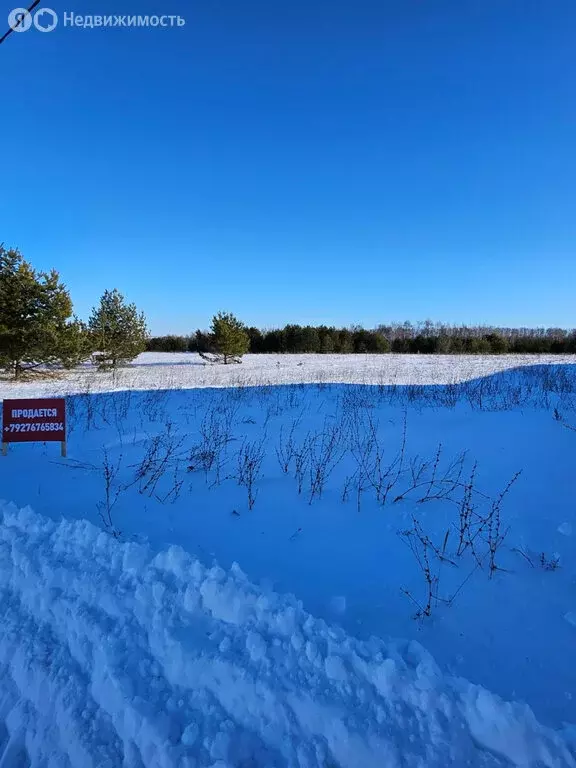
[
  {"xmin": 319, "ymin": 331, "xmax": 335, "ymax": 354},
  {"xmin": 209, "ymin": 311, "xmax": 250, "ymax": 364},
  {"xmin": 89, "ymin": 289, "xmax": 148, "ymax": 370},
  {"xmin": 59, "ymin": 318, "xmax": 94, "ymax": 368},
  {"xmin": 483, "ymin": 332, "xmax": 508, "ymax": 354},
  {"xmin": 0, "ymin": 246, "xmax": 91, "ymax": 379},
  {"xmin": 301, "ymin": 326, "xmax": 321, "ymax": 353},
  {"xmin": 246, "ymin": 326, "xmax": 264, "ymax": 353}
]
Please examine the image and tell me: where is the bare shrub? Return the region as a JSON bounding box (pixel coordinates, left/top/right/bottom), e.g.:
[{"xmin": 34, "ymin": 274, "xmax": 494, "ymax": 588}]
[
  {"xmin": 399, "ymin": 462, "xmax": 522, "ymax": 617},
  {"xmin": 456, "ymin": 462, "xmax": 478, "ymax": 556},
  {"xmin": 513, "ymin": 547, "xmax": 561, "ymax": 571},
  {"xmin": 293, "ymin": 434, "xmax": 312, "ymax": 495},
  {"xmin": 308, "ymin": 419, "xmax": 347, "ymax": 502},
  {"xmin": 97, "ymin": 447, "xmax": 123, "ymax": 537},
  {"xmin": 485, "ymin": 471, "xmax": 522, "ymax": 576},
  {"xmin": 348, "ymin": 411, "xmax": 407, "ymax": 506},
  {"xmin": 109, "ymin": 390, "xmax": 133, "ymax": 430},
  {"xmin": 399, "ymin": 517, "xmax": 445, "ymax": 619},
  {"xmin": 132, "ymin": 421, "xmax": 186, "ymax": 500},
  {"xmin": 235, "ymin": 437, "xmax": 266, "ymax": 510},
  {"xmin": 140, "ymin": 389, "xmax": 170, "ymax": 424},
  {"xmin": 60, "ymin": 450, "xmax": 125, "ymax": 536},
  {"xmin": 188, "ymin": 404, "xmax": 236, "ymax": 483},
  {"xmin": 275, "ymin": 416, "xmax": 302, "ymax": 474},
  {"xmin": 76, "ymin": 383, "xmax": 97, "ymax": 431}
]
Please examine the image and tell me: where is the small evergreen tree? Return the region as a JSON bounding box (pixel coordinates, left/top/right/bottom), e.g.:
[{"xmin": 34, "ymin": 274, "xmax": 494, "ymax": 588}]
[
  {"xmin": 261, "ymin": 328, "xmax": 286, "ymax": 353},
  {"xmin": 483, "ymin": 332, "xmax": 508, "ymax": 354},
  {"xmin": 335, "ymin": 329, "xmax": 354, "ymax": 353},
  {"xmin": 353, "ymin": 328, "xmax": 390, "ymax": 353},
  {"xmin": 284, "ymin": 324, "xmax": 304, "ymax": 353},
  {"xmin": 89, "ymin": 289, "xmax": 148, "ymax": 370},
  {"xmin": 0, "ymin": 246, "xmax": 92, "ymax": 379},
  {"xmin": 59, "ymin": 318, "xmax": 94, "ymax": 368},
  {"xmin": 209, "ymin": 311, "xmax": 250, "ymax": 364},
  {"xmin": 319, "ymin": 328, "xmax": 336, "ymax": 354},
  {"xmin": 301, "ymin": 326, "xmax": 321, "ymax": 353},
  {"xmin": 246, "ymin": 326, "xmax": 264, "ymax": 353}
]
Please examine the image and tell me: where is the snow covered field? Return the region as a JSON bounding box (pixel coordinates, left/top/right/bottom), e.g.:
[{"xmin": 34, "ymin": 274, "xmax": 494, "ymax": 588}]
[
  {"xmin": 1, "ymin": 351, "xmax": 576, "ymax": 397},
  {"xmin": 1, "ymin": 353, "xmax": 576, "ymax": 766},
  {"xmin": 0, "ymin": 503, "xmax": 574, "ymax": 768},
  {"xmin": 0, "ymin": 505, "xmax": 576, "ymax": 768}
]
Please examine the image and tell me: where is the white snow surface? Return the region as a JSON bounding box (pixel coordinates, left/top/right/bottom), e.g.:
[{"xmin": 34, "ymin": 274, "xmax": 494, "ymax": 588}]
[
  {"xmin": 0, "ymin": 501, "xmax": 574, "ymax": 768},
  {"xmin": 1, "ymin": 352, "xmax": 575, "ymax": 397}
]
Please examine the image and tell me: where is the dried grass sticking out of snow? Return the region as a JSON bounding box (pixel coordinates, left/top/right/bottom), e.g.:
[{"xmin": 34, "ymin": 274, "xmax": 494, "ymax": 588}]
[
  {"xmin": 0, "ymin": 501, "xmax": 574, "ymax": 768},
  {"xmin": 1, "ymin": 352, "xmax": 575, "ymax": 398}
]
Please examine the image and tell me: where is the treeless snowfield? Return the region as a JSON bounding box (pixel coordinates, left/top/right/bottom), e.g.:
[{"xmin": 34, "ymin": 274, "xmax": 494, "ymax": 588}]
[{"xmin": 1, "ymin": 352, "xmax": 576, "ymax": 397}]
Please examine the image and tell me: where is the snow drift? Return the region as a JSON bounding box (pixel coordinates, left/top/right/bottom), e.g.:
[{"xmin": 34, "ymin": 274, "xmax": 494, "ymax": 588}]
[{"xmin": 0, "ymin": 502, "xmax": 573, "ymax": 768}]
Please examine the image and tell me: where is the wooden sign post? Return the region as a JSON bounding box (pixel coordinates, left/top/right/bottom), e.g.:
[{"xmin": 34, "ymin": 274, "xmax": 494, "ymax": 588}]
[{"xmin": 2, "ymin": 398, "xmax": 67, "ymax": 456}]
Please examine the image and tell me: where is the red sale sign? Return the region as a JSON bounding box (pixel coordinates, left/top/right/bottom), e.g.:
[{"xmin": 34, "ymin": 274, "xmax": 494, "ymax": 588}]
[{"xmin": 2, "ymin": 398, "xmax": 66, "ymax": 455}]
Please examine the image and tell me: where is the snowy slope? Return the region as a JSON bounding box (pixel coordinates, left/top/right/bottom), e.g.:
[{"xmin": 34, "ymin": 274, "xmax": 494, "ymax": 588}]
[{"xmin": 0, "ymin": 502, "xmax": 574, "ymax": 768}]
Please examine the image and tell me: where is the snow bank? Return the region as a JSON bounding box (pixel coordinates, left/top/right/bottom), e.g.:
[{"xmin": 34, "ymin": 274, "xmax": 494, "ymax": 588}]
[{"xmin": 0, "ymin": 504, "xmax": 573, "ymax": 767}]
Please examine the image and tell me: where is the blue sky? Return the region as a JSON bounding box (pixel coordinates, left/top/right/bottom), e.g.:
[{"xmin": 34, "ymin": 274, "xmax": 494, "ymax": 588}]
[{"xmin": 2, "ymin": 0, "xmax": 575, "ymax": 334}]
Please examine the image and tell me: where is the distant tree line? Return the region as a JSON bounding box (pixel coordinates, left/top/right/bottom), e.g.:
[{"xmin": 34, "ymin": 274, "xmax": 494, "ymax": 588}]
[
  {"xmin": 148, "ymin": 321, "xmax": 576, "ymax": 356},
  {"xmin": 3, "ymin": 243, "xmax": 575, "ymax": 382}
]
